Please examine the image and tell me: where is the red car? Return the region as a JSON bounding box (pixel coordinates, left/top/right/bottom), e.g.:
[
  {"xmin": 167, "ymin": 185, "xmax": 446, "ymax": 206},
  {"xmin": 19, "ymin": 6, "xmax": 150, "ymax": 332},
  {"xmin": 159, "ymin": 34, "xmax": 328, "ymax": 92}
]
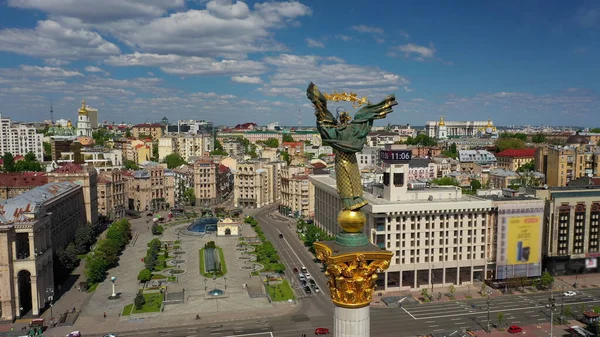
[
  {"xmin": 508, "ymin": 326, "xmax": 522, "ymax": 334},
  {"xmin": 315, "ymin": 328, "xmax": 330, "ymax": 335}
]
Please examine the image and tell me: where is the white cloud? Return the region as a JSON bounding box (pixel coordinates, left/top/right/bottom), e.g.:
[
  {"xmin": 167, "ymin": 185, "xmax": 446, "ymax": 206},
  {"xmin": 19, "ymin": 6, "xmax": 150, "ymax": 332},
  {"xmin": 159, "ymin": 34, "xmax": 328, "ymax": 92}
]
[
  {"xmin": 0, "ymin": 20, "xmax": 120, "ymax": 62},
  {"xmin": 231, "ymin": 75, "xmax": 263, "ymax": 84},
  {"xmin": 109, "ymin": 0, "xmax": 311, "ymax": 59},
  {"xmin": 375, "ymin": 37, "xmax": 385, "ymax": 44},
  {"xmin": 7, "ymin": 0, "xmax": 185, "ymax": 23},
  {"xmin": 261, "ymin": 54, "xmax": 408, "ymax": 98},
  {"xmin": 397, "ymin": 43, "xmax": 436, "ymax": 60},
  {"xmin": 399, "ymin": 30, "xmax": 410, "ymax": 40},
  {"xmin": 336, "ymin": 35, "xmax": 352, "ymax": 41},
  {"xmin": 306, "ymin": 38, "xmax": 324, "ymax": 48},
  {"xmin": 84, "ymin": 66, "xmax": 104, "ymax": 73},
  {"xmin": 351, "ymin": 25, "xmax": 384, "ymax": 34},
  {"xmin": 0, "ymin": 65, "xmax": 84, "ymax": 77},
  {"xmin": 106, "ymin": 52, "xmax": 267, "ymax": 76}
]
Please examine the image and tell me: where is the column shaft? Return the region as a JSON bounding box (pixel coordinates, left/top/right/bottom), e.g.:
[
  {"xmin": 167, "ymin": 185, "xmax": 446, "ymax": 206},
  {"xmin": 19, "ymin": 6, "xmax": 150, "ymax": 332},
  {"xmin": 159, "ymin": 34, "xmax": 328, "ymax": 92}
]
[{"xmin": 333, "ymin": 306, "xmax": 370, "ymax": 337}]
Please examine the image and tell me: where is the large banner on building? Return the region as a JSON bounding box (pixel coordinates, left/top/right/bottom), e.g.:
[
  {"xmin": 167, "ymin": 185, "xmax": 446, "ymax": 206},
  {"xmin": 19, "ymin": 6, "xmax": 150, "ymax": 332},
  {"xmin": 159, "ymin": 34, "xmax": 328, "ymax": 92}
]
[{"xmin": 496, "ymin": 200, "xmax": 544, "ymax": 280}]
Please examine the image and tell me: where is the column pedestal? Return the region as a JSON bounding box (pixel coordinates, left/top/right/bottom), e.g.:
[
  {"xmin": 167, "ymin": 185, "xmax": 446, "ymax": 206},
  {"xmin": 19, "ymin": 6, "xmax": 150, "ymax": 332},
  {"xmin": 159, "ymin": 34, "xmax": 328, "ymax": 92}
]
[{"xmin": 333, "ymin": 305, "xmax": 370, "ymax": 337}]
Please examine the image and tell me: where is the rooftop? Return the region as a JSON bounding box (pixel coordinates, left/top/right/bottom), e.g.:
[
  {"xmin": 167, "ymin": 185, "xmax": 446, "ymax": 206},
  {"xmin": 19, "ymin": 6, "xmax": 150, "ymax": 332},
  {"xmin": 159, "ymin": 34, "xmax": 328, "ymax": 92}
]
[
  {"xmin": 409, "ymin": 159, "xmax": 432, "ymax": 168},
  {"xmin": 0, "ymin": 181, "xmax": 79, "ymax": 224},
  {"xmin": 0, "ymin": 172, "xmax": 48, "ymax": 188},
  {"xmin": 52, "ymin": 163, "xmax": 85, "ymax": 174},
  {"xmin": 458, "ymin": 150, "xmax": 496, "ymax": 163},
  {"xmin": 495, "ymin": 148, "xmax": 537, "ymax": 158},
  {"xmin": 133, "ymin": 123, "xmax": 162, "ymax": 128}
]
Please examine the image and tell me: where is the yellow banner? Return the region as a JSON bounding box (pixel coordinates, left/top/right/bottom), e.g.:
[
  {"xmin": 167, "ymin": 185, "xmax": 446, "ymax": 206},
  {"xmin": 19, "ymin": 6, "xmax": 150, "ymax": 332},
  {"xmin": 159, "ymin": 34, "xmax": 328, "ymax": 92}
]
[{"xmin": 506, "ymin": 216, "xmax": 541, "ymax": 264}]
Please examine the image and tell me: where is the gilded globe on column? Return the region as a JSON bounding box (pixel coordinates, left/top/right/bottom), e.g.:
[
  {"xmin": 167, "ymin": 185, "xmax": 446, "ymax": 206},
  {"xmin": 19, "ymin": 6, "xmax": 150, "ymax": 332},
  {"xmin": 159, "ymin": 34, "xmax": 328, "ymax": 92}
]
[{"xmin": 337, "ymin": 210, "xmax": 366, "ymax": 233}]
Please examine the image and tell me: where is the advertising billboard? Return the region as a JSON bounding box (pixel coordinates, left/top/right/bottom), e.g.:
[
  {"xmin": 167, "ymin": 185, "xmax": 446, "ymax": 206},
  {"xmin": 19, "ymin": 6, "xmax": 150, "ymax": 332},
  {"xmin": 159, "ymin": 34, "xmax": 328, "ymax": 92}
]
[
  {"xmin": 495, "ymin": 200, "xmax": 544, "ymax": 280},
  {"xmin": 506, "ymin": 216, "xmax": 541, "ymax": 265}
]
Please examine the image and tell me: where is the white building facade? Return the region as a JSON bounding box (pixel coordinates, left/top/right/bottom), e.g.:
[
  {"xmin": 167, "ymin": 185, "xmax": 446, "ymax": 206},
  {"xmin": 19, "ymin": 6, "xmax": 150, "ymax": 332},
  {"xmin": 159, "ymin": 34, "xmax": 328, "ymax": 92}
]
[
  {"xmin": 426, "ymin": 118, "xmax": 493, "ymax": 138},
  {"xmin": 76, "ymin": 100, "xmax": 93, "ymax": 137},
  {"xmin": 0, "ymin": 113, "xmax": 44, "ymax": 160}
]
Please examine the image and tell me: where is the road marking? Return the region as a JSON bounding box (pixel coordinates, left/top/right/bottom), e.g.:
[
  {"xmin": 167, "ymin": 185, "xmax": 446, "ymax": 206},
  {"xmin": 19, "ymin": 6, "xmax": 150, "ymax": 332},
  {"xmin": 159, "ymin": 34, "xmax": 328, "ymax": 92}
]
[
  {"xmin": 454, "ymin": 322, "xmax": 466, "ymax": 325},
  {"xmin": 425, "ymin": 320, "xmax": 436, "ymax": 323},
  {"xmin": 450, "ymin": 318, "xmax": 462, "ymax": 321},
  {"xmin": 402, "ymin": 307, "xmax": 416, "ymax": 320},
  {"xmin": 433, "ymin": 329, "xmax": 445, "ymax": 332},
  {"xmin": 429, "ymin": 325, "xmax": 439, "ymax": 327}
]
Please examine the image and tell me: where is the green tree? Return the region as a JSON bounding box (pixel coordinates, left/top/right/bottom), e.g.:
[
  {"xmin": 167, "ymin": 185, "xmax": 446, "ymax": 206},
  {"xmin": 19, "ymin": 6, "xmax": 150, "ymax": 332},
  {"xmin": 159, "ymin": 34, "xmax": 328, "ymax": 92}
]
[
  {"xmin": 85, "ymin": 256, "xmax": 108, "ymax": 283},
  {"xmin": 162, "ymin": 153, "xmax": 186, "ymax": 169},
  {"xmin": 449, "ymin": 284, "xmax": 456, "ymax": 296},
  {"xmin": 264, "ymin": 138, "xmax": 279, "ymax": 148},
  {"xmin": 74, "ymin": 223, "xmax": 94, "ymax": 254},
  {"xmin": 239, "ymin": 137, "xmax": 250, "ymax": 152},
  {"xmin": 152, "ymin": 143, "xmax": 158, "ymax": 161},
  {"xmin": 134, "ymin": 291, "xmax": 146, "ymax": 310},
  {"xmin": 43, "ymin": 142, "xmax": 52, "ymax": 161},
  {"xmin": 95, "ymin": 239, "xmax": 121, "ymax": 266},
  {"xmin": 470, "ymin": 179, "xmax": 482, "ymax": 192},
  {"xmin": 496, "ymin": 138, "xmax": 526, "ymax": 152},
  {"xmin": 57, "ymin": 242, "xmax": 80, "ymax": 270},
  {"xmin": 442, "ymin": 143, "xmax": 458, "ymax": 158},
  {"xmin": 420, "ymin": 288, "xmax": 430, "ymax": 301},
  {"xmin": 124, "ymin": 159, "xmax": 139, "ymax": 170},
  {"xmin": 540, "ymin": 271, "xmax": 554, "ymax": 289},
  {"xmin": 125, "ymin": 129, "xmax": 132, "ymax": 137},
  {"xmin": 405, "ymin": 134, "xmax": 438, "ymax": 146},
  {"xmin": 564, "ymin": 305, "xmax": 573, "ymax": 318},
  {"xmin": 431, "ymin": 177, "xmax": 459, "ymax": 186},
  {"xmin": 183, "ymin": 188, "xmax": 196, "ymax": 205},
  {"xmin": 480, "ymin": 282, "xmax": 487, "ymax": 295},
  {"xmin": 138, "ymin": 269, "xmax": 152, "ymax": 282},
  {"xmin": 590, "ymin": 128, "xmax": 600, "ymax": 133},
  {"xmin": 210, "ymin": 139, "xmax": 228, "ymax": 156},
  {"xmin": 281, "ymin": 151, "xmax": 291, "ymax": 165},
  {"xmin": 2, "ymin": 152, "xmax": 15, "ymax": 172},
  {"xmin": 517, "ymin": 161, "xmax": 535, "ymax": 172},
  {"xmin": 531, "ymin": 134, "xmax": 546, "ymax": 143},
  {"xmin": 282, "ymin": 133, "xmax": 294, "ymax": 143},
  {"xmin": 497, "ymin": 312, "xmax": 504, "ymax": 326},
  {"xmin": 305, "ymin": 152, "xmax": 315, "ymax": 161},
  {"xmin": 92, "ymin": 128, "xmax": 112, "ymax": 146},
  {"xmin": 248, "ymin": 144, "xmax": 258, "ymax": 158}
]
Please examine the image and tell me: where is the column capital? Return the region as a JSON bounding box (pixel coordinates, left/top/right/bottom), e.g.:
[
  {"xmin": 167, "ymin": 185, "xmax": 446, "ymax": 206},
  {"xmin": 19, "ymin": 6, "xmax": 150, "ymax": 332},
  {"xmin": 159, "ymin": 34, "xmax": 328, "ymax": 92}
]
[{"xmin": 315, "ymin": 242, "xmax": 392, "ymax": 309}]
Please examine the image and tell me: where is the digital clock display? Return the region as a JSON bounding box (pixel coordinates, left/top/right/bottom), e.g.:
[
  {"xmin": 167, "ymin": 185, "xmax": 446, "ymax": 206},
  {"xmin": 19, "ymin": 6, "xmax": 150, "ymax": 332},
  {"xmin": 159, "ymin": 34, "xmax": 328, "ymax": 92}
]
[{"xmin": 379, "ymin": 150, "xmax": 412, "ymax": 162}]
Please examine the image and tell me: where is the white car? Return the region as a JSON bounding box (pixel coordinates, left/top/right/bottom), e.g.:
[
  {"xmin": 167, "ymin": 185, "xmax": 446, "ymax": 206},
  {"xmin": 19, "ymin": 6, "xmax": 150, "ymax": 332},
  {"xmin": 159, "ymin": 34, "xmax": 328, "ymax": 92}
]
[
  {"xmin": 564, "ymin": 291, "xmax": 577, "ymax": 297},
  {"xmin": 298, "ymin": 273, "xmax": 305, "ymax": 280},
  {"xmin": 103, "ymin": 334, "xmax": 118, "ymax": 337},
  {"xmin": 304, "ymin": 273, "xmax": 311, "ymax": 279}
]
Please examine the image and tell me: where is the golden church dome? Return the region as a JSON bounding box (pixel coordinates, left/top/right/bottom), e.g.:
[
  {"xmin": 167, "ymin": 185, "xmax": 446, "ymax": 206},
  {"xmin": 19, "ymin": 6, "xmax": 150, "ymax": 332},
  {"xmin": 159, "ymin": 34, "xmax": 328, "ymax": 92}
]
[
  {"xmin": 78, "ymin": 99, "xmax": 88, "ymax": 115},
  {"xmin": 67, "ymin": 118, "xmax": 72, "ymax": 128},
  {"xmin": 439, "ymin": 116, "xmax": 446, "ymax": 126}
]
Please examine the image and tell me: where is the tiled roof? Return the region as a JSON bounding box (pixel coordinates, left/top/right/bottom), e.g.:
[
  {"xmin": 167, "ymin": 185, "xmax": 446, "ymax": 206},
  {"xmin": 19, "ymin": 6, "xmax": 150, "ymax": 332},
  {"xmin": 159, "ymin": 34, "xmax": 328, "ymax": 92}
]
[
  {"xmin": 218, "ymin": 164, "xmax": 230, "ymax": 174},
  {"xmin": 495, "ymin": 148, "xmax": 537, "ymax": 158},
  {"xmin": 0, "ymin": 181, "xmax": 78, "ymax": 224},
  {"xmin": 0, "ymin": 172, "xmax": 48, "ymax": 188},
  {"xmin": 53, "ymin": 163, "xmax": 85, "ymax": 173},
  {"xmin": 133, "ymin": 123, "xmax": 162, "ymax": 128}
]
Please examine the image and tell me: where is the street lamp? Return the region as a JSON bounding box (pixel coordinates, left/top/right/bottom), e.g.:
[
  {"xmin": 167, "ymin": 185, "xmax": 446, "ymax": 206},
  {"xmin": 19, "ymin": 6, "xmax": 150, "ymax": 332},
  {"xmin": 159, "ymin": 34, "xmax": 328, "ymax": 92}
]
[
  {"xmin": 224, "ymin": 277, "xmax": 228, "ymax": 290},
  {"xmin": 213, "ymin": 274, "xmax": 217, "ymax": 289},
  {"xmin": 204, "ymin": 278, "xmax": 207, "ymax": 291},
  {"xmin": 110, "ymin": 276, "xmax": 117, "ymax": 297},
  {"xmin": 504, "ymin": 266, "xmax": 508, "ymax": 294},
  {"xmin": 549, "ymin": 289, "xmax": 556, "ymax": 337},
  {"xmin": 486, "ymin": 290, "xmax": 492, "ymax": 333}
]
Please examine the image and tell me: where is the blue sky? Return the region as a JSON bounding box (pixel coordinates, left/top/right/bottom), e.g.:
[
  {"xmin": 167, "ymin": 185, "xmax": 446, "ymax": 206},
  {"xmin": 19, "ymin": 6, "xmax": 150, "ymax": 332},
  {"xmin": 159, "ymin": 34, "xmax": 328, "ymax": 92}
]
[{"xmin": 0, "ymin": 0, "xmax": 598, "ymax": 127}]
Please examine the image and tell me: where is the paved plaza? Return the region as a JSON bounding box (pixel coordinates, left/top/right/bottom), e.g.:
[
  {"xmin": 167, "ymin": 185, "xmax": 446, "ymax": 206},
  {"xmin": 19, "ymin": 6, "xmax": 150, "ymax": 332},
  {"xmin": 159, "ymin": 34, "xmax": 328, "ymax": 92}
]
[{"xmin": 44, "ymin": 215, "xmax": 298, "ymax": 336}]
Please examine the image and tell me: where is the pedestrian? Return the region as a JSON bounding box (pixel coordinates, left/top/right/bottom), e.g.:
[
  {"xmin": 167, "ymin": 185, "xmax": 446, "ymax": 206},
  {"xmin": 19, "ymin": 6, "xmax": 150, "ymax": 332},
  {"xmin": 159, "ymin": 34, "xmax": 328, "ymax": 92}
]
[{"xmin": 103, "ymin": 312, "xmax": 107, "ymax": 319}]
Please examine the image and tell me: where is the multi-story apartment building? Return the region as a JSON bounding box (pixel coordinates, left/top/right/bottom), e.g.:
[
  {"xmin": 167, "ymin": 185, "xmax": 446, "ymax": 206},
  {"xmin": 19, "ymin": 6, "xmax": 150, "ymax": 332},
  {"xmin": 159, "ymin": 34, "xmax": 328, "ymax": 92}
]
[
  {"xmin": 281, "ymin": 142, "xmax": 304, "ymax": 165},
  {"xmin": 48, "ymin": 163, "xmax": 98, "ymax": 226},
  {"xmin": 124, "ymin": 139, "xmax": 152, "ymax": 164},
  {"xmin": 233, "ymin": 160, "xmax": 286, "ymax": 208},
  {"xmin": 58, "ymin": 145, "xmax": 123, "ymax": 171},
  {"xmin": 193, "ymin": 159, "xmax": 216, "ymax": 206},
  {"xmin": 407, "ymin": 159, "xmax": 438, "ymax": 181},
  {"xmin": 132, "ymin": 123, "xmax": 163, "ymax": 139},
  {"xmin": 172, "ymin": 164, "xmax": 194, "ymax": 205},
  {"xmin": 366, "ymin": 131, "xmax": 402, "ymax": 147},
  {"xmin": 280, "ymin": 166, "xmax": 314, "ymax": 218},
  {"xmin": 535, "ymin": 135, "xmax": 599, "ymax": 187},
  {"xmin": 0, "ymin": 181, "xmax": 86, "ymax": 320},
  {"xmin": 97, "ymin": 170, "xmax": 126, "ymax": 221},
  {"xmin": 357, "ymin": 147, "xmax": 381, "ymax": 170},
  {"xmin": 495, "ymin": 148, "xmax": 536, "ymax": 171},
  {"xmin": 528, "ymin": 186, "xmax": 600, "ymax": 275},
  {"xmin": 310, "ymin": 159, "xmax": 494, "ymax": 291},
  {"xmin": 431, "ymin": 157, "xmax": 460, "ymax": 178},
  {"xmin": 158, "ymin": 134, "xmax": 213, "ymax": 162},
  {"xmin": 0, "ymin": 173, "xmax": 48, "ymax": 201},
  {"xmin": 216, "ymin": 164, "xmax": 234, "ymax": 203},
  {"xmin": 458, "ymin": 150, "xmax": 497, "ymax": 173},
  {"xmin": 123, "ymin": 165, "xmax": 175, "ymax": 212},
  {"xmin": 166, "ymin": 119, "xmax": 213, "ymax": 134},
  {"xmin": 0, "ymin": 113, "xmax": 44, "ymax": 161},
  {"xmin": 221, "ymin": 139, "xmax": 244, "ymax": 157}
]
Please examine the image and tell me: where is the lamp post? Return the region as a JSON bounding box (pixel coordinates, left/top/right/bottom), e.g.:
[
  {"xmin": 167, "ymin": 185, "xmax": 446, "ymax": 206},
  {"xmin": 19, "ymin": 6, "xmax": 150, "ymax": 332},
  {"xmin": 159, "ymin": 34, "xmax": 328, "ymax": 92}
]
[
  {"xmin": 224, "ymin": 277, "xmax": 228, "ymax": 290},
  {"xmin": 430, "ymin": 264, "xmax": 434, "ymax": 297},
  {"xmin": 486, "ymin": 290, "xmax": 492, "ymax": 333},
  {"xmin": 560, "ymin": 287, "xmax": 565, "ymax": 324},
  {"xmin": 549, "ymin": 289, "xmax": 556, "ymax": 337},
  {"xmin": 504, "ymin": 266, "xmax": 508, "ymax": 294},
  {"xmin": 204, "ymin": 278, "xmax": 207, "ymax": 291},
  {"xmin": 110, "ymin": 276, "xmax": 117, "ymax": 297}
]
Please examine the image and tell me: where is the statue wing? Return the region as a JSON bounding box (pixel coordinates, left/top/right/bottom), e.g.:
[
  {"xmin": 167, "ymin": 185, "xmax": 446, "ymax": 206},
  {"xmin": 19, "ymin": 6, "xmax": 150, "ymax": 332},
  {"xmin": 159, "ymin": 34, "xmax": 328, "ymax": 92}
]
[
  {"xmin": 352, "ymin": 94, "xmax": 398, "ymax": 124},
  {"xmin": 307, "ymin": 82, "xmax": 338, "ymax": 128}
]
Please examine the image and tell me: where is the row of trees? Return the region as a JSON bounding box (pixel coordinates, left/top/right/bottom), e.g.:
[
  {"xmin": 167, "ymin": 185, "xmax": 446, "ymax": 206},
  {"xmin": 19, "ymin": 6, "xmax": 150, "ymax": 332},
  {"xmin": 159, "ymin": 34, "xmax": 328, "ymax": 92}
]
[
  {"xmin": 296, "ymin": 219, "xmax": 334, "ymax": 253},
  {"xmin": 244, "ymin": 216, "xmax": 285, "ymax": 273},
  {"xmin": 55, "ymin": 222, "xmax": 96, "ymax": 279},
  {"xmin": 85, "ymin": 219, "xmax": 132, "ymax": 284},
  {"xmin": 138, "ymin": 240, "xmax": 168, "ymax": 283},
  {"xmin": 1, "ymin": 152, "xmax": 43, "ymax": 172}
]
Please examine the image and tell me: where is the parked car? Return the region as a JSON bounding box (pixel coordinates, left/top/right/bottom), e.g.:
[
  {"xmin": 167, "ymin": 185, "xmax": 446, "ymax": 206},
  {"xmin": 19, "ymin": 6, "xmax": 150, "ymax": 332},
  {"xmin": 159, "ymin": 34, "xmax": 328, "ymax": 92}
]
[
  {"xmin": 66, "ymin": 332, "xmax": 81, "ymax": 337},
  {"xmin": 313, "ymin": 286, "xmax": 320, "ymax": 293},
  {"xmin": 508, "ymin": 325, "xmax": 522, "ymax": 334},
  {"xmin": 301, "ymin": 280, "xmax": 307, "ymax": 286},
  {"xmin": 315, "ymin": 328, "xmax": 330, "ymax": 335},
  {"xmin": 304, "ymin": 286, "xmax": 312, "ymax": 293},
  {"xmin": 298, "ymin": 274, "xmax": 306, "ymax": 280},
  {"xmin": 103, "ymin": 334, "xmax": 117, "ymax": 337},
  {"xmin": 301, "ymin": 267, "xmax": 307, "ymax": 273},
  {"xmin": 293, "ymin": 267, "xmax": 299, "ymax": 273},
  {"xmin": 564, "ymin": 291, "xmax": 577, "ymax": 297},
  {"xmin": 304, "ymin": 273, "xmax": 311, "ymax": 279},
  {"xmin": 309, "ymin": 279, "xmax": 316, "ymax": 285},
  {"xmin": 279, "ymin": 233, "xmax": 284, "ymax": 238}
]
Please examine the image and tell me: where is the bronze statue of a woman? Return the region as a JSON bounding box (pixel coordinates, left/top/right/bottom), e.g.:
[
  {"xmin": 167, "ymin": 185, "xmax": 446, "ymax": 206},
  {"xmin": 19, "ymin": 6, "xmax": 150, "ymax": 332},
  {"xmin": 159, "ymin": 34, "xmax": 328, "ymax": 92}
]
[{"xmin": 306, "ymin": 83, "xmax": 397, "ymax": 210}]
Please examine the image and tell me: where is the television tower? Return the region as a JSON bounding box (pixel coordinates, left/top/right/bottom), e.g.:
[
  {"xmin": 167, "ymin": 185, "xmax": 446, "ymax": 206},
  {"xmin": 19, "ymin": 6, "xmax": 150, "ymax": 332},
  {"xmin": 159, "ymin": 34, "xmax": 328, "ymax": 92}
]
[
  {"xmin": 298, "ymin": 108, "xmax": 302, "ymax": 128},
  {"xmin": 50, "ymin": 99, "xmax": 54, "ymax": 123}
]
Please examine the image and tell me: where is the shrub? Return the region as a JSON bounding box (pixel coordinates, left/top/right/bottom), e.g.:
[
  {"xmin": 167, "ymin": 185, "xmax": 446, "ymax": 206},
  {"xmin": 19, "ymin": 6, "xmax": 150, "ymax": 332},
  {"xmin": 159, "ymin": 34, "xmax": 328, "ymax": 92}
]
[
  {"xmin": 138, "ymin": 269, "xmax": 152, "ymax": 282},
  {"xmin": 134, "ymin": 291, "xmax": 146, "ymax": 310}
]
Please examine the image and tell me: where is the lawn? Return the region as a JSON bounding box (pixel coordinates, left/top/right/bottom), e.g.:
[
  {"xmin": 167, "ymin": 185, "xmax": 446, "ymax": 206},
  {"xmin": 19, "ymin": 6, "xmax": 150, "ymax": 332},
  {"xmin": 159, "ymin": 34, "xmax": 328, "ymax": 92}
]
[
  {"xmin": 132, "ymin": 293, "xmax": 163, "ymax": 313},
  {"xmin": 86, "ymin": 283, "xmax": 99, "ymax": 293},
  {"xmin": 266, "ymin": 280, "xmax": 295, "ymax": 301},
  {"xmin": 122, "ymin": 304, "xmax": 133, "ymax": 316}
]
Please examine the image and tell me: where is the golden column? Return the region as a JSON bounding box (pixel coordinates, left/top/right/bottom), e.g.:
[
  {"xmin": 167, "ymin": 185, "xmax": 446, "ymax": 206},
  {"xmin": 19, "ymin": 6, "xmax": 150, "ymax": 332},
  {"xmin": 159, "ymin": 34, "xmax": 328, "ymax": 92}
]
[{"xmin": 307, "ymin": 83, "xmax": 395, "ymax": 337}]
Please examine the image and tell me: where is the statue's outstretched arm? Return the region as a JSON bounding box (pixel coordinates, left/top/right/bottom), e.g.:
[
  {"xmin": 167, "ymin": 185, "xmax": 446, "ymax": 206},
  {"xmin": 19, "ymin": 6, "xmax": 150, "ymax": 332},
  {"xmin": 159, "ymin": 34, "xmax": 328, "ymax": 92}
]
[
  {"xmin": 352, "ymin": 94, "xmax": 398, "ymax": 124},
  {"xmin": 307, "ymin": 82, "xmax": 337, "ymax": 127}
]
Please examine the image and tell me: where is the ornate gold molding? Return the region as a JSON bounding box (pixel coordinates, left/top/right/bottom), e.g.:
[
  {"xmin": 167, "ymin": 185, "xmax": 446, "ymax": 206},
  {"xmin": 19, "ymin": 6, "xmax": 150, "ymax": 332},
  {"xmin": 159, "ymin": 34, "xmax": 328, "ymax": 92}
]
[{"xmin": 314, "ymin": 242, "xmax": 393, "ymax": 308}]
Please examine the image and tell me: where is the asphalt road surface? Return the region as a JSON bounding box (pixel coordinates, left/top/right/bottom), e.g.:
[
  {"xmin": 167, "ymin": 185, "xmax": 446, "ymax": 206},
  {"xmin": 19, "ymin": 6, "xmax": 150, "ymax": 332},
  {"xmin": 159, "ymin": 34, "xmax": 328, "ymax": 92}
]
[{"xmin": 87, "ymin": 206, "xmax": 600, "ymax": 337}]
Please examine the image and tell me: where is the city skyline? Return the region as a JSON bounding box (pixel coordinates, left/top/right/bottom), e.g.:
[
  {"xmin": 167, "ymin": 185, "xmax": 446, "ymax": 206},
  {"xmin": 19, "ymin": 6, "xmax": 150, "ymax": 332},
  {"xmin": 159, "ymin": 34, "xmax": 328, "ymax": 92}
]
[{"xmin": 0, "ymin": 0, "xmax": 599, "ymax": 126}]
